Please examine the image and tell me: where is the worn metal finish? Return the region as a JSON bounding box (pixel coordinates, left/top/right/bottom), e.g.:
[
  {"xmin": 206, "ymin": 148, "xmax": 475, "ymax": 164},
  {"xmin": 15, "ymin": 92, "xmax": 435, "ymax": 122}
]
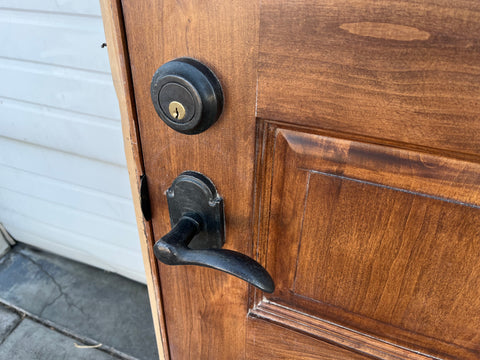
[
  {"xmin": 165, "ymin": 171, "xmax": 224, "ymax": 250},
  {"xmin": 153, "ymin": 171, "xmax": 274, "ymax": 293},
  {"xmin": 150, "ymin": 58, "xmax": 224, "ymax": 135}
]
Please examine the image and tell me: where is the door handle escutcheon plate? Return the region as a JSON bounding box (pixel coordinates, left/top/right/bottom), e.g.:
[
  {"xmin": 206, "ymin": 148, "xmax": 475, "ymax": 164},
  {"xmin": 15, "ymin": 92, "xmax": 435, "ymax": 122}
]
[{"xmin": 153, "ymin": 171, "xmax": 274, "ymax": 293}]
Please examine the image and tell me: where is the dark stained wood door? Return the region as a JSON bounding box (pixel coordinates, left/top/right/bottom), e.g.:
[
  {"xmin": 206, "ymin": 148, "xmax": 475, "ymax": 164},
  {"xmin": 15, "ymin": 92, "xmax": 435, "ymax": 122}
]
[{"xmin": 118, "ymin": 0, "xmax": 480, "ymax": 358}]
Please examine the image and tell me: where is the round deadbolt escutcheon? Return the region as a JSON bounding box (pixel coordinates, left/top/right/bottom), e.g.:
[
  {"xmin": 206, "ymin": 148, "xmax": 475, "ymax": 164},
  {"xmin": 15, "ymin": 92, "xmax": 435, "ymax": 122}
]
[{"xmin": 150, "ymin": 58, "xmax": 224, "ymax": 135}]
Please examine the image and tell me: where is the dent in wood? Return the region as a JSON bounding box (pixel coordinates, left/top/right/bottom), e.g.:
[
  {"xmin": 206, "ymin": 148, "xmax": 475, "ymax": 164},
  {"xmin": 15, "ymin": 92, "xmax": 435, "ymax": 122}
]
[{"xmin": 339, "ymin": 22, "xmax": 430, "ymax": 41}]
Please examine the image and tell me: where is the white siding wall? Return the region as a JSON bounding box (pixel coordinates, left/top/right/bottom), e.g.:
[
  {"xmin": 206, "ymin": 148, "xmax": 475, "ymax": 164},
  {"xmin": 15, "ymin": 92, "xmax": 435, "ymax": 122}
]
[{"xmin": 0, "ymin": 0, "xmax": 145, "ymax": 282}]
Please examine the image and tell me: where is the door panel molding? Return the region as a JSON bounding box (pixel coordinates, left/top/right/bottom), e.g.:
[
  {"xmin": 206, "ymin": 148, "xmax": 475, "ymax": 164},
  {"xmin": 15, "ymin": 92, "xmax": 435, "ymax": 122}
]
[
  {"xmin": 252, "ymin": 121, "xmax": 480, "ymax": 359},
  {"xmin": 250, "ymin": 300, "xmax": 435, "ymax": 360}
]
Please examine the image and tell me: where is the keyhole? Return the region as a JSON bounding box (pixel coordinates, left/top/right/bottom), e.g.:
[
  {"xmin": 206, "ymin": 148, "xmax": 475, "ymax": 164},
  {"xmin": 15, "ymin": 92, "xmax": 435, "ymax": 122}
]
[{"xmin": 168, "ymin": 101, "xmax": 186, "ymax": 121}]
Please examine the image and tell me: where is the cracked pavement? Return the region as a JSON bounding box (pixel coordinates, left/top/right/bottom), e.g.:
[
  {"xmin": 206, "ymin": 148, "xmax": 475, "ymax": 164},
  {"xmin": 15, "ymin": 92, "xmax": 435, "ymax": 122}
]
[
  {"xmin": 0, "ymin": 244, "xmax": 158, "ymax": 360},
  {"xmin": 16, "ymin": 252, "xmax": 90, "ymax": 319}
]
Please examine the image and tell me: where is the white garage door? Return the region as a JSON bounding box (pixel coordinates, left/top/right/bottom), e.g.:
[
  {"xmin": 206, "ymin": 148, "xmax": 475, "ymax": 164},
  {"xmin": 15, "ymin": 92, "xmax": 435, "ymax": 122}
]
[{"xmin": 0, "ymin": 0, "xmax": 145, "ymax": 282}]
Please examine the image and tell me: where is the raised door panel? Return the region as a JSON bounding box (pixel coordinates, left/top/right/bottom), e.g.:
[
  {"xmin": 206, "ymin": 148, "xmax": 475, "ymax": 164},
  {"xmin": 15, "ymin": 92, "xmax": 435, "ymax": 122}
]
[{"xmin": 249, "ymin": 123, "xmax": 480, "ymax": 359}]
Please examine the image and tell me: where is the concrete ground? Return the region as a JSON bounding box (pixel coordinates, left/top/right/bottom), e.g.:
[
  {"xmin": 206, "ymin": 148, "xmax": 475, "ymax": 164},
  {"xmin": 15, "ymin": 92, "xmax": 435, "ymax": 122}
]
[{"xmin": 0, "ymin": 243, "xmax": 158, "ymax": 360}]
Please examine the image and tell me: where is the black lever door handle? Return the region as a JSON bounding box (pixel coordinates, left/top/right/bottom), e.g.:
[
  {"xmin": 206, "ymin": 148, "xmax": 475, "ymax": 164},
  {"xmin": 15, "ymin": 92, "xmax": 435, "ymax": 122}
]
[
  {"xmin": 152, "ymin": 171, "xmax": 274, "ymax": 293},
  {"xmin": 154, "ymin": 214, "xmax": 274, "ymax": 293}
]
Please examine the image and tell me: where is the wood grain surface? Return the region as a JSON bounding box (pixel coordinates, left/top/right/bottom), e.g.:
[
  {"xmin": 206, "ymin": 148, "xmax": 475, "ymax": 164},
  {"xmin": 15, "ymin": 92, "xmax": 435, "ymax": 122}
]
[
  {"xmin": 247, "ymin": 317, "xmax": 373, "ymax": 360},
  {"xmin": 254, "ymin": 123, "xmax": 480, "ymax": 359},
  {"xmin": 120, "ymin": 0, "xmax": 259, "ymax": 358},
  {"xmin": 258, "ymin": 0, "xmax": 480, "ymax": 158},
  {"xmin": 99, "ymin": 1, "xmax": 167, "ymax": 358},
  {"xmin": 250, "ymin": 301, "xmax": 436, "ymax": 360},
  {"xmin": 112, "ymin": 0, "xmax": 480, "ymax": 358}
]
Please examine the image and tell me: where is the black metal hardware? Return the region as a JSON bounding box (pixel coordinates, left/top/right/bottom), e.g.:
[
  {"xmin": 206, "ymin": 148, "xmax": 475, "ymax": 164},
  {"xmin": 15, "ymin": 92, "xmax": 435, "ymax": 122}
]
[
  {"xmin": 150, "ymin": 58, "xmax": 224, "ymax": 135},
  {"xmin": 140, "ymin": 174, "xmax": 152, "ymax": 221},
  {"xmin": 153, "ymin": 171, "xmax": 274, "ymax": 293}
]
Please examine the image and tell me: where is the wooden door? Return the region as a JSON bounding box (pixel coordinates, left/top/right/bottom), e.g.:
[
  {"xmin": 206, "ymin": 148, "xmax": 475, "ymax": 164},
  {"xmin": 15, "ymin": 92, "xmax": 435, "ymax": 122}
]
[{"xmin": 102, "ymin": 0, "xmax": 480, "ymax": 359}]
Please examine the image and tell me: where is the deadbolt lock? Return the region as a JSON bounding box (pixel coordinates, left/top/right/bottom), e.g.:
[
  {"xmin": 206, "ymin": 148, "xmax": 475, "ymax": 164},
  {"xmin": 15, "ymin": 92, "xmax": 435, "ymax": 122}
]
[
  {"xmin": 150, "ymin": 58, "xmax": 224, "ymax": 135},
  {"xmin": 168, "ymin": 101, "xmax": 186, "ymax": 120}
]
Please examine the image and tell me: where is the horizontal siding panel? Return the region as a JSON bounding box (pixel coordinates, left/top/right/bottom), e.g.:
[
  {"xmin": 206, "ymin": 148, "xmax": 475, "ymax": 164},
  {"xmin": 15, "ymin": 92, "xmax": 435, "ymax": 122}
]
[
  {"xmin": 0, "ymin": 9, "xmax": 109, "ymax": 72},
  {"xmin": 0, "ymin": 137, "xmax": 132, "ymax": 199},
  {"xmin": 0, "ymin": 0, "xmax": 145, "ymax": 281},
  {"xmin": 0, "ymin": 58, "xmax": 120, "ymax": 119},
  {"xmin": 0, "ymin": 165, "xmax": 136, "ymax": 225},
  {"xmin": 0, "ymin": 0, "xmax": 101, "ymax": 17},
  {"xmin": 0, "ymin": 188, "xmax": 139, "ymax": 251},
  {"xmin": 0, "ymin": 98, "xmax": 126, "ymax": 166},
  {"xmin": 3, "ymin": 223, "xmax": 145, "ymax": 283}
]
